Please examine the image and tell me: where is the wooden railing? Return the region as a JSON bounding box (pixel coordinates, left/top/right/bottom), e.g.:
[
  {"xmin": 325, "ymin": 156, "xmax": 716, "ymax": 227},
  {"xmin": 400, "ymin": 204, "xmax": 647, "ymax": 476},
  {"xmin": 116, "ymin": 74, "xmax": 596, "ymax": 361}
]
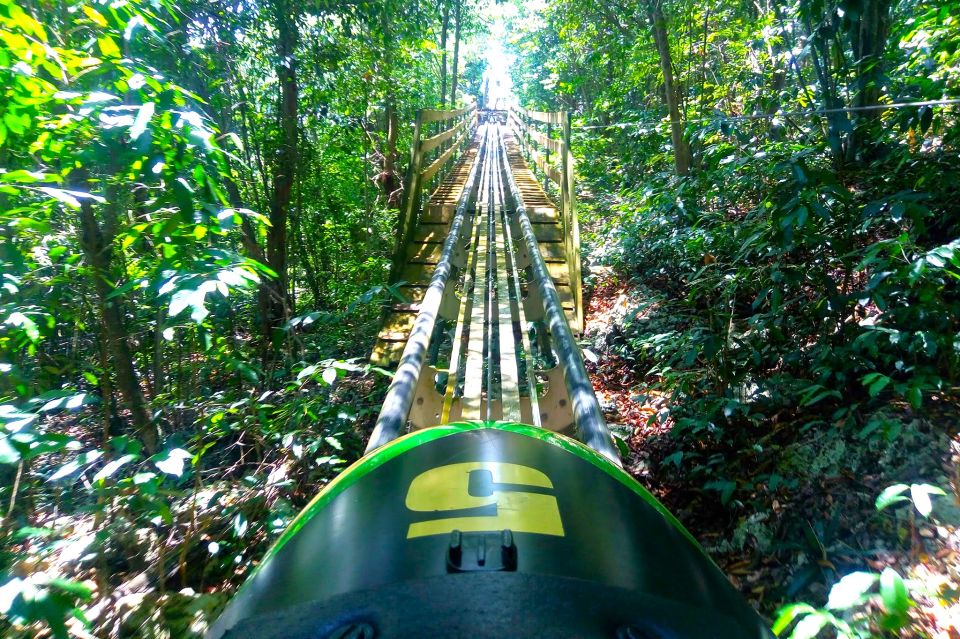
[
  {"xmin": 393, "ymin": 103, "xmax": 478, "ymax": 281},
  {"xmin": 508, "ymin": 106, "xmax": 583, "ymax": 331}
]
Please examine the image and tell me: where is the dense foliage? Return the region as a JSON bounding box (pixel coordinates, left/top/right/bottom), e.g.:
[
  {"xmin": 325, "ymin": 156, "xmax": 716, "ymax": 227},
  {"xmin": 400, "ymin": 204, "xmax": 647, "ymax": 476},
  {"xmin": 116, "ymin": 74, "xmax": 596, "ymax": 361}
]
[
  {"xmin": 507, "ymin": 0, "xmax": 960, "ymax": 636},
  {"xmin": 2, "ymin": 0, "xmax": 958, "ymax": 636},
  {"xmin": 0, "ymin": 0, "xmax": 484, "ymax": 636}
]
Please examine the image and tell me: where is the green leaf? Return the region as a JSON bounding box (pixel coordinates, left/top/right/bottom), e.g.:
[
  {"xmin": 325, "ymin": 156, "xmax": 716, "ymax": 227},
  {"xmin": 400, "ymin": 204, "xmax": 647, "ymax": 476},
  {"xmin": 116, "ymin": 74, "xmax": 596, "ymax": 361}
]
[
  {"xmin": 13, "ymin": 432, "xmax": 74, "ymax": 460},
  {"xmin": 791, "ymin": 613, "xmax": 828, "ymax": 639},
  {"xmin": 0, "ymin": 433, "xmax": 21, "ymax": 464},
  {"xmin": 133, "ymin": 471, "xmax": 156, "ymax": 485},
  {"xmin": 124, "ymin": 15, "xmax": 147, "ymax": 41},
  {"xmin": 875, "ymin": 483, "xmax": 910, "ymax": 511},
  {"xmin": 92, "ymin": 454, "xmax": 137, "ymax": 482},
  {"xmin": 47, "ymin": 450, "xmax": 103, "ymax": 482},
  {"xmin": 82, "ymin": 6, "xmax": 108, "ymax": 27},
  {"xmin": 4, "ymin": 112, "xmax": 25, "ymax": 135},
  {"xmin": 704, "ymin": 479, "xmax": 737, "ymax": 504},
  {"xmin": 0, "ymin": 577, "xmax": 24, "ymax": 615},
  {"xmin": 663, "ymin": 451, "xmax": 683, "ymax": 468},
  {"xmin": 906, "ymin": 385, "xmax": 923, "ymax": 409},
  {"xmin": 879, "ymin": 567, "xmax": 909, "ymax": 627},
  {"xmin": 173, "ymin": 177, "xmax": 195, "ymax": 218},
  {"xmin": 4, "ymin": 312, "xmax": 40, "ymax": 342},
  {"xmin": 909, "ymin": 483, "xmax": 946, "ymax": 517},
  {"xmin": 129, "ymin": 102, "xmax": 154, "ymax": 140},
  {"xmin": 800, "ymin": 385, "xmax": 841, "ymax": 407},
  {"xmin": 39, "ymin": 392, "xmax": 93, "ymax": 413},
  {"xmin": 0, "ymin": 169, "xmax": 55, "ymax": 183},
  {"xmin": 97, "ymin": 35, "xmax": 120, "ymax": 59},
  {"xmin": 153, "ymin": 448, "xmax": 192, "ymax": 477},
  {"xmin": 772, "ymin": 603, "xmax": 817, "ymax": 635},
  {"xmin": 48, "ymin": 579, "xmax": 93, "ymax": 600},
  {"xmin": 0, "ymin": 405, "xmax": 38, "ymax": 430},
  {"xmin": 296, "ymin": 364, "xmax": 318, "ymax": 381},
  {"xmin": 169, "ymin": 283, "xmax": 215, "ymax": 323},
  {"xmin": 9, "ymin": 4, "xmax": 47, "ymax": 41},
  {"xmin": 926, "ymin": 253, "xmax": 946, "ymax": 267},
  {"xmin": 861, "ymin": 372, "xmax": 891, "ymax": 398},
  {"xmin": 233, "ymin": 512, "xmax": 248, "ymax": 538},
  {"xmin": 13, "ymin": 527, "xmax": 55, "ymax": 540},
  {"xmin": 826, "ymin": 572, "xmax": 877, "ymax": 610},
  {"xmin": 36, "ymin": 187, "xmax": 105, "ymax": 209},
  {"xmin": 613, "ymin": 434, "xmax": 630, "ymax": 458}
]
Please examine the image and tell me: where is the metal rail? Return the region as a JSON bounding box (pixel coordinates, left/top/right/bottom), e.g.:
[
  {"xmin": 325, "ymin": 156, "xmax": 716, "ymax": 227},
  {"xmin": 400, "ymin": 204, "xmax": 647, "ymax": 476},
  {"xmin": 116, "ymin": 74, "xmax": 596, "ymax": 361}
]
[
  {"xmin": 366, "ymin": 129, "xmax": 487, "ymax": 453},
  {"xmin": 368, "ymin": 121, "xmax": 620, "ymax": 466},
  {"xmin": 495, "ymin": 129, "xmax": 620, "ymax": 465}
]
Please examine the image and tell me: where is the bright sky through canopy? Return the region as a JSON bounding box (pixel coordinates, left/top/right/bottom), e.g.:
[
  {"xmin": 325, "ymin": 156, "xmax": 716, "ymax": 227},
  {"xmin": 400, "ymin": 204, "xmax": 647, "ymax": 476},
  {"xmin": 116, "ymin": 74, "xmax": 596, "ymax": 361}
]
[{"xmin": 480, "ymin": 1, "xmax": 516, "ymax": 109}]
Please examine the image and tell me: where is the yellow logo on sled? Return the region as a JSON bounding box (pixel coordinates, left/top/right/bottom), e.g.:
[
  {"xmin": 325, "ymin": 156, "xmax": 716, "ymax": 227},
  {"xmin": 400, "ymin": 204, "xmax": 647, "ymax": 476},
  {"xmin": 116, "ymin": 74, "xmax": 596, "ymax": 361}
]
[{"xmin": 405, "ymin": 462, "xmax": 564, "ymax": 539}]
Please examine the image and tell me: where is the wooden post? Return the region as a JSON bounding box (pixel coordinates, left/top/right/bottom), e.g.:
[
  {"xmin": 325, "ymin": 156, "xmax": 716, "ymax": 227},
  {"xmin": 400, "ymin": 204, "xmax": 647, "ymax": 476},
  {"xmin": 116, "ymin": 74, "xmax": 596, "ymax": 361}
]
[
  {"xmin": 524, "ymin": 112, "xmax": 531, "ymax": 163},
  {"xmin": 545, "ymin": 121, "xmax": 552, "ymax": 192},
  {"xmin": 439, "ymin": 5, "xmax": 449, "ymax": 107},
  {"xmin": 450, "ymin": 0, "xmax": 461, "ymax": 106},
  {"xmin": 391, "ymin": 110, "xmax": 424, "ymax": 283},
  {"xmin": 561, "ymin": 111, "xmax": 583, "ymax": 332}
]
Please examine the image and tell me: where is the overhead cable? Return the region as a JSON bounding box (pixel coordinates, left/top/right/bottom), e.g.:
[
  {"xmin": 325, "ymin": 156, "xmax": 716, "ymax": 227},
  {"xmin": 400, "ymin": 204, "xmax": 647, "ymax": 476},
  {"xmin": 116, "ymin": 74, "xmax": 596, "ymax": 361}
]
[{"xmin": 569, "ymin": 97, "xmax": 960, "ymax": 131}]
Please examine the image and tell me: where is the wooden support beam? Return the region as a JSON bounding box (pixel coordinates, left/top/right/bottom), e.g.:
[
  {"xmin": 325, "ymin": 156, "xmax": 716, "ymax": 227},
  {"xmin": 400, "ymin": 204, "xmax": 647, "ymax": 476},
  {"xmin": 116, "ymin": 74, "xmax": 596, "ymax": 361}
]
[
  {"xmin": 420, "ymin": 104, "xmax": 474, "ymax": 123},
  {"xmin": 420, "ymin": 116, "xmax": 469, "ymax": 153},
  {"xmin": 462, "ymin": 206, "xmax": 488, "ymax": 419},
  {"xmin": 493, "ymin": 180, "xmax": 520, "ymax": 420},
  {"xmin": 440, "ymin": 200, "xmax": 481, "ymax": 423},
  {"xmin": 421, "ymin": 128, "xmax": 469, "ymax": 182},
  {"xmin": 524, "ymin": 110, "xmax": 565, "ymax": 125}
]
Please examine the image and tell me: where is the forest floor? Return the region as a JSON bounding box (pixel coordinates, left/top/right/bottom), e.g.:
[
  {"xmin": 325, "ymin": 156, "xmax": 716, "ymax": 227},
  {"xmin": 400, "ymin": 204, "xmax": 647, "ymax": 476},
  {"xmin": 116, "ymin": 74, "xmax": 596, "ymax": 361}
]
[{"xmin": 582, "ymin": 270, "xmax": 960, "ymax": 638}]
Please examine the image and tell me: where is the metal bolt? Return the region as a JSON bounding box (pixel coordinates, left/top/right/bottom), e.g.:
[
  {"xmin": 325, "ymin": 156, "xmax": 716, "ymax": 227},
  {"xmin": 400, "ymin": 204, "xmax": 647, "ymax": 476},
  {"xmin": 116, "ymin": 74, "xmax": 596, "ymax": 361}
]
[
  {"xmin": 448, "ymin": 529, "xmax": 463, "ymax": 567},
  {"xmin": 328, "ymin": 622, "xmax": 375, "ymax": 639}
]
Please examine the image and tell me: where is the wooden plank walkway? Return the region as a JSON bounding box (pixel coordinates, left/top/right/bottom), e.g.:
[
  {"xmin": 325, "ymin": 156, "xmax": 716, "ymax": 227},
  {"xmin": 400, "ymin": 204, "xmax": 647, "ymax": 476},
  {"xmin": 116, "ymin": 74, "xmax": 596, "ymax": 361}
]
[
  {"xmin": 370, "ymin": 128, "xmax": 578, "ymax": 368},
  {"xmin": 371, "ymin": 142, "xmax": 477, "ymax": 365},
  {"xmin": 502, "ymin": 130, "xmax": 578, "ymax": 327}
]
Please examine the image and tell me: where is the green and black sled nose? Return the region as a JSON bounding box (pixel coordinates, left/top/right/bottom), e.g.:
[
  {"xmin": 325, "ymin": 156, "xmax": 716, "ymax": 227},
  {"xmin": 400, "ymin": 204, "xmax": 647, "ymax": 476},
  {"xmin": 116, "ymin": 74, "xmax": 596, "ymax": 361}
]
[
  {"xmin": 209, "ymin": 117, "xmax": 770, "ymax": 639},
  {"xmin": 207, "ymin": 422, "xmax": 771, "ymax": 639}
]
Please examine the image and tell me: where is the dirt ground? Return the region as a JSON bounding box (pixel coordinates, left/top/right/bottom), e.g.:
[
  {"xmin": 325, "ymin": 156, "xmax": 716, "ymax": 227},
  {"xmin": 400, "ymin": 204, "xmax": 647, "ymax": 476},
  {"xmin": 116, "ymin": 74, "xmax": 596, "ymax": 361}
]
[{"xmin": 582, "ymin": 271, "xmax": 960, "ymax": 638}]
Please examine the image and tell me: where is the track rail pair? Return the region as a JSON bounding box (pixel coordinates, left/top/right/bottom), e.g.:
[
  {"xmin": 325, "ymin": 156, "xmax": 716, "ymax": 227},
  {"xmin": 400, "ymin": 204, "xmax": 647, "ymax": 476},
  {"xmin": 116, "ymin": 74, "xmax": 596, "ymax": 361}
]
[
  {"xmin": 367, "ymin": 123, "xmax": 618, "ymax": 464},
  {"xmin": 208, "ymin": 114, "xmax": 774, "ymax": 639}
]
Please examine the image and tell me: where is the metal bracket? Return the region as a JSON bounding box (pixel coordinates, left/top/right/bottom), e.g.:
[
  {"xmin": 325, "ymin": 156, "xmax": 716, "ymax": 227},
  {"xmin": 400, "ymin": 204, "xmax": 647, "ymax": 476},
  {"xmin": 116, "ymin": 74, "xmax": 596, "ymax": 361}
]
[
  {"xmin": 451, "ymin": 240, "xmax": 469, "ymax": 269},
  {"xmin": 438, "ymin": 288, "xmax": 461, "ymax": 322},
  {"xmin": 522, "ymin": 284, "xmax": 545, "ymax": 322},
  {"xmin": 534, "ymin": 366, "xmax": 574, "ymax": 433},
  {"xmin": 408, "ymin": 364, "xmax": 444, "ymax": 429},
  {"xmin": 510, "ymin": 220, "xmax": 532, "ymax": 270}
]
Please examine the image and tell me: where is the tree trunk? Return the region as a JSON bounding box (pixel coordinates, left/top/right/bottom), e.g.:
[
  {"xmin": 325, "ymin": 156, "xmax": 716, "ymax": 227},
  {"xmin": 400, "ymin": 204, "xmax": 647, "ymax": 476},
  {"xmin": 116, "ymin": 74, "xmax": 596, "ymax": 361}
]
[
  {"xmin": 804, "ymin": 10, "xmax": 849, "ymax": 167},
  {"xmin": 647, "ymin": 0, "xmax": 690, "ymax": 175},
  {"xmin": 78, "ymin": 198, "xmax": 158, "ymax": 453},
  {"xmin": 849, "ymin": 0, "xmax": 892, "ymax": 160},
  {"xmin": 383, "ymin": 100, "xmax": 400, "ymax": 206},
  {"xmin": 450, "ymin": 0, "xmax": 461, "ymax": 107},
  {"xmin": 260, "ymin": 0, "xmax": 299, "ymax": 364},
  {"xmin": 439, "ymin": 4, "xmax": 450, "ymax": 108},
  {"xmin": 378, "ymin": 2, "xmax": 402, "ymax": 207},
  {"xmin": 302, "ymin": 237, "xmax": 324, "ymax": 308},
  {"xmin": 851, "ymin": 0, "xmax": 891, "ymax": 112}
]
